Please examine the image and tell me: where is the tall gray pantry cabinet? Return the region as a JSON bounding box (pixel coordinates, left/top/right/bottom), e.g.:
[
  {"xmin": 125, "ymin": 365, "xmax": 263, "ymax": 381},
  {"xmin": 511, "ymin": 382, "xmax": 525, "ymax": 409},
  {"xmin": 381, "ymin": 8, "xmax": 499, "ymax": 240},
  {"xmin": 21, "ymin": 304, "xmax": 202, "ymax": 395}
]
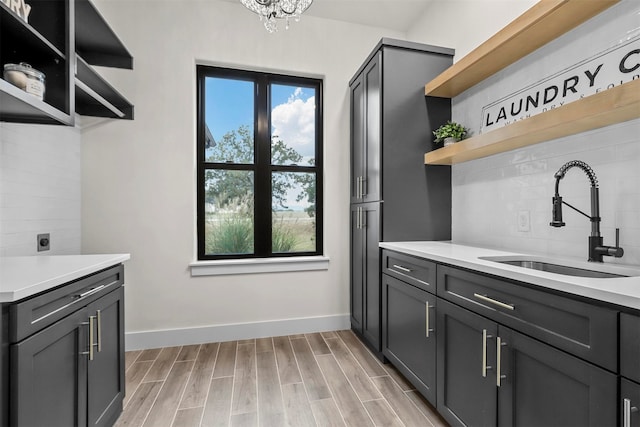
[{"xmin": 349, "ymin": 39, "xmax": 454, "ymax": 355}]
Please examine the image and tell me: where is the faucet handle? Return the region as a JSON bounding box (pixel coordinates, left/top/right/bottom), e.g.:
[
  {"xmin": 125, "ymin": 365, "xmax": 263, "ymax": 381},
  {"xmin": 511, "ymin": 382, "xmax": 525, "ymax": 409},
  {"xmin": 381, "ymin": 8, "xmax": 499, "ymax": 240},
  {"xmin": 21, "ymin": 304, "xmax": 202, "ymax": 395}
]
[{"xmin": 610, "ymin": 228, "xmax": 624, "ymax": 258}]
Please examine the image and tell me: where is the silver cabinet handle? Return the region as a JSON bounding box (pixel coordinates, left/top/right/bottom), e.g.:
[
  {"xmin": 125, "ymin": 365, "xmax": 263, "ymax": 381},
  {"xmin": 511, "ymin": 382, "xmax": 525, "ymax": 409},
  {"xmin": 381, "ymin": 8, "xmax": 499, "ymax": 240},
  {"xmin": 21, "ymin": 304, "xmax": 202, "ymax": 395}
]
[
  {"xmin": 85, "ymin": 315, "xmax": 95, "ymax": 361},
  {"xmin": 392, "ymin": 264, "xmax": 412, "ymax": 273},
  {"xmin": 360, "ymin": 176, "xmax": 366, "ymax": 198},
  {"xmin": 361, "ymin": 207, "xmax": 366, "ymax": 229},
  {"xmin": 482, "ymin": 329, "xmax": 492, "ymax": 377},
  {"xmin": 624, "ymin": 398, "xmax": 639, "ymax": 427},
  {"xmin": 425, "ymin": 304, "xmax": 434, "ymax": 338},
  {"xmin": 77, "ymin": 284, "xmax": 106, "ymax": 299},
  {"xmin": 474, "ymin": 293, "xmax": 515, "ymax": 311},
  {"xmin": 96, "ymin": 310, "xmax": 102, "ymax": 352},
  {"xmin": 497, "ymin": 337, "xmax": 507, "ymax": 387},
  {"xmin": 356, "ymin": 207, "xmax": 361, "ymax": 229}
]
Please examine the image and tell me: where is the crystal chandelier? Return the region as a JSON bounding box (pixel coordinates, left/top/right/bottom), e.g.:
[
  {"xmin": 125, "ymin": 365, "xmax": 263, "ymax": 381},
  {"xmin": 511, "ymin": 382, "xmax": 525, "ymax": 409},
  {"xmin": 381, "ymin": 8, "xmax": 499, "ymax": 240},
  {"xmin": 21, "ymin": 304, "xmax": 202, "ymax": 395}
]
[{"xmin": 241, "ymin": 0, "xmax": 313, "ymax": 33}]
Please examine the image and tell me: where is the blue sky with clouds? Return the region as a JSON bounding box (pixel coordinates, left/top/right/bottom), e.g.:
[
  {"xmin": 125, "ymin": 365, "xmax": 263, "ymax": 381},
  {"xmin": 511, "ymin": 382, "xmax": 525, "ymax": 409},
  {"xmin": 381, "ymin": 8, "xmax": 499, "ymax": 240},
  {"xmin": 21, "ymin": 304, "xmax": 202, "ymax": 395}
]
[{"xmin": 205, "ymin": 77, "xmax": 316, "ymax": 165}]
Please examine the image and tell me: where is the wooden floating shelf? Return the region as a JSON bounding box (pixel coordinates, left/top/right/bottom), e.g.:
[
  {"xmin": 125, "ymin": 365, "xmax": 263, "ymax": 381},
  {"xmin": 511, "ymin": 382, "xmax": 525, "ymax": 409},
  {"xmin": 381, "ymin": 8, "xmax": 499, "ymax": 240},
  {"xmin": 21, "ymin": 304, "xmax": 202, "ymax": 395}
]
[
  {"xmin": 424, "ymin": 0, "xmax": 619, "ymax": 98},
  {"xmin": 424, "ymin": 79, "xmax": 640, "ymax": 165}
]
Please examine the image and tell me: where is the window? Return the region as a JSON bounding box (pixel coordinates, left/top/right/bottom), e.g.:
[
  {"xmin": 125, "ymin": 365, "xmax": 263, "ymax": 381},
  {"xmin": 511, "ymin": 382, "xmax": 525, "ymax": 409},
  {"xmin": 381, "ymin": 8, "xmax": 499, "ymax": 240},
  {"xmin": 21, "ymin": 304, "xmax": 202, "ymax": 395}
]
[{"xmin": 196, "ymin": 66, "xmax": 323, "ymax": 260}]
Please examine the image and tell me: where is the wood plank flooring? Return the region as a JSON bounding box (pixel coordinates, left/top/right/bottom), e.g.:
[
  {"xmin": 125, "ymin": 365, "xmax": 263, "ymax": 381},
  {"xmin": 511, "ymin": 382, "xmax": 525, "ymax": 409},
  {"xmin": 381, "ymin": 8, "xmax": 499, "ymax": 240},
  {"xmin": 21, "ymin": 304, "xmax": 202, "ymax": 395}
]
[{"xmin": 117, "ymin": 330, "xmax": 449, "ymax": 427}]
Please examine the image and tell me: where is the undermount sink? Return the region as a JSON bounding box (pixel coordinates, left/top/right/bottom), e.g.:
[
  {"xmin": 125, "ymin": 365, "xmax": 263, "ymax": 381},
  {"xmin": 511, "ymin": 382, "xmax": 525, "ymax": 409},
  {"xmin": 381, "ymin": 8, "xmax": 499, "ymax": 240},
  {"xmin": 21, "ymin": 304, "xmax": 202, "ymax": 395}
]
[{"xmin": 479, "ymin": 256, "xmax": 640, "ymax": 279}]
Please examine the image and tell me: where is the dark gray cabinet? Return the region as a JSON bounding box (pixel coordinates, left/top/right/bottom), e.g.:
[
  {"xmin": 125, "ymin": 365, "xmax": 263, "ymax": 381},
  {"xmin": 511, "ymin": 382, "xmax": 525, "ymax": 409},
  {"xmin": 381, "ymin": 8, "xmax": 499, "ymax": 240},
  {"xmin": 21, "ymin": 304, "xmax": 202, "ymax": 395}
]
[
  {"xmin": 437, "ymin": 264, "xmax": 618, "ymax": 371},
  {"xmin": 437, "ymin": 298, "xmax": 617, "ymax": 427},
  {"xmin": 437, "ymin": 298, "xmax": 497, "ymax": 427},
  {"xmin": 87, "ymin": 287, "xmax": 125, "ymax": 427},
  {"xmin": 382, "ymin": 274, "xmax": 437, "ymax": 405},
  {"xmin": 349, "ymin": 38, "xmax": 454, "ymax": 354},
  {"xmin": 11, "ymin": 308, "xmax": 88, "ymax": 426},
  {"xmin": 351, "ymin": 202, "xmax": 381, "ymax": 350},
  {"xmin": 622, "ymin": 378, "xmax": 640, "ymax": 427},
  {"xmin": 1, "ymin": 264, "xmax": 125, "ymax": 427},
  {"xmin": 621, "ymin": 313, "xmax": 640, "ymax": 427},
  {"xmin": 377, "ymin": 249, "xmax": 631, "ymax": 426}
]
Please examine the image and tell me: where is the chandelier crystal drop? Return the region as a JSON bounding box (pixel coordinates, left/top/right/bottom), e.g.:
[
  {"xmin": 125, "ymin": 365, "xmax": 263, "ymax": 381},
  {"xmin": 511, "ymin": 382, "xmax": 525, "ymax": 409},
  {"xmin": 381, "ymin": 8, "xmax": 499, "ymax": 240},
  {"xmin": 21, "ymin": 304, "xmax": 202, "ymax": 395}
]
[{"xmin": 241, "ymin": 0, "xmax": 313, "ymax": 33}]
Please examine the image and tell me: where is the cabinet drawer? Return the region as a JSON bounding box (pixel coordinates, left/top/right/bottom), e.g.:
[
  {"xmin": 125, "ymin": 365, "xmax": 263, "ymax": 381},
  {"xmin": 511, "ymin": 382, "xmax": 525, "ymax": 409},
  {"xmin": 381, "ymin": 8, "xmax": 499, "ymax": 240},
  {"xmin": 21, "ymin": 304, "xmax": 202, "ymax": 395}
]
[
  {"xmin": 9, "ymin": 264, "xmax": 124, "ymax": 343},
  {"xmin": 621, "ymin": 312, "xmax": 640, "ymax": 383},
  {"xmin": 437, "ymin": 264, "xmax": 618, "ymax": 371},
  {"xmin": 382, "ymin": 250, "xmax": 436, "ymax": 294}
]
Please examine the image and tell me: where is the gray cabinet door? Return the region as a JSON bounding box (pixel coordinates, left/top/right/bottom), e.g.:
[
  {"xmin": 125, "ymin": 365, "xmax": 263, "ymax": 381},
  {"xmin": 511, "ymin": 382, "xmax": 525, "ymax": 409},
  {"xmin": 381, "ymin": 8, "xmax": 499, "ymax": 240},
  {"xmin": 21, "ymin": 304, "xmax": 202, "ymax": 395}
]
[
  {"xmin": 621, "ymin": 312, "xmax": 640, "ymax": 384},
  {"xmin": 87, "ymin": 287, "xmax": 125, "ymax": 427},
  {"xmin": 350, "ymin": 72, "xmax": 365, "ymax": 204},
  {"xmin": 350, "ymin": 52, "xmax": 381, "ymax": 204},
  {"xmin": 350, "ymin": 203, "xmax": 381, "ymax": 353},
  {"xmin": 497, "ymin": 326, "xmax": 617, "ymax": 427},
  {"xmin": 350, "ymin": 205, "xmax": 364, "ymax": 333},
  {"xmin": 437, "ymin": 299, "xmax": 497, "ymax": 427},
  {"xmin": 362, "ymin": 53, "xmax": 381, "ymax": 203},
  {"xmin": 10, "ymin": 308, "xmax": 88, "ymax": 427},
  {"xmin": 382, "ymin": 274, "xmax": 437, "ymax": 405},
  {"xmin": 621, "ymin": 378, "xmax": 640, "ymax": 427}
]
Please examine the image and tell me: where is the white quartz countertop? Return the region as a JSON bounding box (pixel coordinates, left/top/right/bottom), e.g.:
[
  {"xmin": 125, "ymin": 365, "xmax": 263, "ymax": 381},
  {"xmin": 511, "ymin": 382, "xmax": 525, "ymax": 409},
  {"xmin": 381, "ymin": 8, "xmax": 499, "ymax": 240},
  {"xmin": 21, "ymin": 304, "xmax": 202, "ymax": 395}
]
[
  {"xmin": 380, "ymin": 241, "xmax": 640, "ymax": 311},
  {"xmin": 0, "ymin": 254, "xmax": 130, "ymax": 302}
]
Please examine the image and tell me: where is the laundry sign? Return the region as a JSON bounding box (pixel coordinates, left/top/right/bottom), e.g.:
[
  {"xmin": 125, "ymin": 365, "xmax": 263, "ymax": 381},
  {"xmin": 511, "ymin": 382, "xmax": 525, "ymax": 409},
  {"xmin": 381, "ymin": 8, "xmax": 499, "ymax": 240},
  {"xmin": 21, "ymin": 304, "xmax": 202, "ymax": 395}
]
[
  {"xmin": 1, "ymin": 0, "xmax": 31, "ymax": 22},
  {"xmin": 481, "ymin": 36, "xmax": 640, "ymax": 133}
]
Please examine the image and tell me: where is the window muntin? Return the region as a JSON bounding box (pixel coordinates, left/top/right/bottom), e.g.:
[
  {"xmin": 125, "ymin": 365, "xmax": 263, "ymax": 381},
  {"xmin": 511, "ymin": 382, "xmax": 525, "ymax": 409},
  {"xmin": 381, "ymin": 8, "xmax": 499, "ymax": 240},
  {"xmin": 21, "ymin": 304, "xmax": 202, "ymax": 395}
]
[{"xmin": 197, "ymin": 66, "xmax": 322, "ymax": 260}]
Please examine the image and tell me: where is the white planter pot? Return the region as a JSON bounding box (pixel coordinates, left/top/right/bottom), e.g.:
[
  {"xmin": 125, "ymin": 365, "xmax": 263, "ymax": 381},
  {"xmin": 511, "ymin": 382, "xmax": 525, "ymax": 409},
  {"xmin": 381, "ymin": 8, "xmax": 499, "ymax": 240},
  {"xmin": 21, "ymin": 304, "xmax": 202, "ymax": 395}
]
[{"xmin": 444, "ymin": 137, "xmax": 459, "ymax": 147}]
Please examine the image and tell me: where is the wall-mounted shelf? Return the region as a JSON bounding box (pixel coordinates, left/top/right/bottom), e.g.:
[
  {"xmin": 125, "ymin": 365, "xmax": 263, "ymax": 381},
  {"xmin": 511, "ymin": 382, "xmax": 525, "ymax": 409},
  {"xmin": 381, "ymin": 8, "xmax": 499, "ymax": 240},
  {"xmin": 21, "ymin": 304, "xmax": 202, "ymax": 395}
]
[
  {"xmin": 75, "ymin": 56, "xmax": 133, "ymax": 119},
  {"xmin": 0, "ymin": 0, "xmax": 133, "ymax": 125},
  {"xmin": 0, "ymin": 1, "xmax": 73, "ymax": 125},
  {"xmin": 0, "ymin": 79, "xmax": 73, "ymax": 124},
  {"xmin": 75, "ymin": 0, "xmax": 133, "ymax": 69},
  {"xmin": 424, "ymin": 79, "xmax": 640, "ymax": 165},
  {"xmin": 424, "ymin": 0, "xmax": 619, "ymax": 98}
]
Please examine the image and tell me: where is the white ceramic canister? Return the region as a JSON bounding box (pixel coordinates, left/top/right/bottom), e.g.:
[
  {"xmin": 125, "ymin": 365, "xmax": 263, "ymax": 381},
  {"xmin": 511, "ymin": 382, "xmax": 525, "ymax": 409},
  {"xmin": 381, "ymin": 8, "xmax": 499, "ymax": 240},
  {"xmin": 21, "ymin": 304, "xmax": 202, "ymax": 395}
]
[{"xmin": 3, "ymin": 63, "xmax": 46, "ymax": 101}]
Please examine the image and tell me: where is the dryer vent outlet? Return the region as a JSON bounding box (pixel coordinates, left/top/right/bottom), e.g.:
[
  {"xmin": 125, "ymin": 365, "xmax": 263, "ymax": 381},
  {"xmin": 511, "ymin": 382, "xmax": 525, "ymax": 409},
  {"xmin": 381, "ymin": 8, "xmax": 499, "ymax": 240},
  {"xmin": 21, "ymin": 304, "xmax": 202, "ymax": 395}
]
[{"xmin": 37, "ymin": 233, "xmax": 50, "ymax": 251}]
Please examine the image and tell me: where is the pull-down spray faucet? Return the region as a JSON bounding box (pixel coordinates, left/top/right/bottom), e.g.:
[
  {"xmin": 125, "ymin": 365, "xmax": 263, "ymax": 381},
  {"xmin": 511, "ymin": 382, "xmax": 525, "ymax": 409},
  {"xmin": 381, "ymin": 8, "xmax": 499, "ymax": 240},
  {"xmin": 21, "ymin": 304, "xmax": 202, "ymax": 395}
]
[{"xmin": 550, "ymin": 160, "xmax": 624, "ymax": 262}]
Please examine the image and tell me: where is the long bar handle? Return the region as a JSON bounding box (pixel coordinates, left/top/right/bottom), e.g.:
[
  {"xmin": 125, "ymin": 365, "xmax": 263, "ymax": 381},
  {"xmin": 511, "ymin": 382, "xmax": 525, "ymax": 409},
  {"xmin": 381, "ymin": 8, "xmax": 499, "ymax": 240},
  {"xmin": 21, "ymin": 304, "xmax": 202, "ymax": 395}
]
[
  {"xmin": 482, "ymin": 329, "xmax": 492, "ymax": 377},
  {"xmin": 77, "ymin": 284, "xmax": 106, "ymax": 299},
  {"xmin": 96, "ymin": 310, "xmax": 102, "ymax": 352},
  {"xmin": 474, "ymin": 293, "xmax": 515, "ymax": 311},
  {"xmin": 425, "ymin": 304, "xmax": 434, "ymax": 338},
  {"xmin": 89, "ymin": 316, "xmax": 96, "ymax": 360},
  {"xmin": 624, "ymin": 398, "xmax": 639, "ymax": 427},
  {"xmin": 392, "ymin": 264, "xmax": 412, "ymax": 273},
  {"xmin": 497, "ymin": 337, "xmax": 507, "ymax": 387}
]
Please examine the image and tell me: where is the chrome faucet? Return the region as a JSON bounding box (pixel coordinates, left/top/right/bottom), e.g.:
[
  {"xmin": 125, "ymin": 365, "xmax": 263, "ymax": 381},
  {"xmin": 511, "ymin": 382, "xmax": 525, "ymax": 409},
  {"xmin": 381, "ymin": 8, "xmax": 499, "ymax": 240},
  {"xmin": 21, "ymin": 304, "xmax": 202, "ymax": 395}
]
[{"xmin": 550, "ymin": 160, "xmax": 624, "ymax": 262}]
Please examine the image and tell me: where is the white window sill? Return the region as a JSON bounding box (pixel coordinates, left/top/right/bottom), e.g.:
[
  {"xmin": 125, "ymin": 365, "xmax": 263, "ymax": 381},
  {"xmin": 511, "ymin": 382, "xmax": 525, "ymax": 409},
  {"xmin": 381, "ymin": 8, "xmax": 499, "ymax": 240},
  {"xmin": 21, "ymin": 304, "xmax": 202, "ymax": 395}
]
[{"xmin": 189, "ymin": 256, "xmax": 330, "ymax": 276}]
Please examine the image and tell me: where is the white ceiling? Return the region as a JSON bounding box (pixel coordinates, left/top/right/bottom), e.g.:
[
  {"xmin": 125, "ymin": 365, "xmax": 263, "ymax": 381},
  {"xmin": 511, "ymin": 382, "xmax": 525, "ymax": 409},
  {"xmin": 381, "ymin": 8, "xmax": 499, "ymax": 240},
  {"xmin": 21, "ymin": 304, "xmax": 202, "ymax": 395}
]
[{"xmin": 220, "ymin": 0, "xmax": 433, "ymax": 32}]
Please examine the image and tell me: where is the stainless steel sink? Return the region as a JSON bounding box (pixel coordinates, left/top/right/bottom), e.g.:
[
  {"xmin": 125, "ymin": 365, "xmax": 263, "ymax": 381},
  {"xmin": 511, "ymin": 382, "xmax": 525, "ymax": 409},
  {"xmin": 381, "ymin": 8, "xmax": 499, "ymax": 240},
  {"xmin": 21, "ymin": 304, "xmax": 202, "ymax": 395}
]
[
  {"xmin": 479, "ymin": 256, "xmax": 640, "ymax": 278},
  {"xmin": 495, "ymin": 260, "xmax": 626, "ymax": 278}
]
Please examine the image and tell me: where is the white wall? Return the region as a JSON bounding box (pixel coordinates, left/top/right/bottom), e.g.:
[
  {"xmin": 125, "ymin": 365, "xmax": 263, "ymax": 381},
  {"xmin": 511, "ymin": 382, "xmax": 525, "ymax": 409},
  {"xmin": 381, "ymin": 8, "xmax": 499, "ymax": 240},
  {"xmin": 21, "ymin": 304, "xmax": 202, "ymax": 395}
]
[
  {"xmin": 410, "ymin": 0, "xmax": 640, "ymax": 264},
  {"xmin": 81, "ymin": 0, "xmax": 404, "ymax": 348},
  {"xmin": 407, "ymin": 0, "xmax": 536, "ymax": 61},
  {"xmin": 0, "ymin": 123, "xmax": 81, "ymax": 256}
]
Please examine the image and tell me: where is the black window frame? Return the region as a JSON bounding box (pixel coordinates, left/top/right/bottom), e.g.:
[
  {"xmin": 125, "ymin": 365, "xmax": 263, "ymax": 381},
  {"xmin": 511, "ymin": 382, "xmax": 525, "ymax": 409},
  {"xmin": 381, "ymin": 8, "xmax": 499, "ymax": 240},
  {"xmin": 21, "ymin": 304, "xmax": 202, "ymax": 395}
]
[{"xmin": 196, "ymin": 65, "xmax": 324, "ymax": 261}]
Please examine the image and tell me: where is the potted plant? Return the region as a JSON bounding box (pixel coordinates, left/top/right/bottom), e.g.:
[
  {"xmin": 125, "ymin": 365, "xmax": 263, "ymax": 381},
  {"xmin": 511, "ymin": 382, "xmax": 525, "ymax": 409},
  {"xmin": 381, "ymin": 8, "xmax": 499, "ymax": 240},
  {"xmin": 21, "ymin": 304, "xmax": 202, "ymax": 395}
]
[{"xmin": 433, "ymin": 121, "xmax": 468, "ymax": 146}]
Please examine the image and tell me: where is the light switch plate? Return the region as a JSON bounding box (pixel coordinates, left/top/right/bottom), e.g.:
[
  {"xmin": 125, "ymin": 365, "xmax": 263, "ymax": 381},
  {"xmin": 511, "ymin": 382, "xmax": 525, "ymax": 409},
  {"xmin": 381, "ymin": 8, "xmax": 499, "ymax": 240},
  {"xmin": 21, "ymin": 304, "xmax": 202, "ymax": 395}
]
[{"xmin": 517, "ymin": 211, "xmax": 531, "ymax": 232}]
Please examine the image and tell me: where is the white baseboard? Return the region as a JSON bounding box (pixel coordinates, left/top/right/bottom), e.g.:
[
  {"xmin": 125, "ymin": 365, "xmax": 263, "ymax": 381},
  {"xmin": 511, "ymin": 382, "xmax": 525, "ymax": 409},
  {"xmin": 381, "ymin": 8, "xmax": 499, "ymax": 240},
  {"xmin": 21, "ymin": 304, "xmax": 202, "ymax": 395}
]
[{"xmin": 125, "ymin": 314, "xmax": 351, "ymax": 351}]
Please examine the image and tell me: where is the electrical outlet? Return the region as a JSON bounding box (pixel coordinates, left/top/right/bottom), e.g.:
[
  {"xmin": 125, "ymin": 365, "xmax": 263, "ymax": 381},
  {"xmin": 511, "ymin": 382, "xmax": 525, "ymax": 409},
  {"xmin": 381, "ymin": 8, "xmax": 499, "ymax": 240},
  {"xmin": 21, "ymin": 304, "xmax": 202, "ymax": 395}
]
[
  {"xmin": 37, "ymin": 233, "xmax": 50, "ymax": 251},
  {"xmin": 517, "ymin": 211, "xmax": 531, "ymax": 232}
]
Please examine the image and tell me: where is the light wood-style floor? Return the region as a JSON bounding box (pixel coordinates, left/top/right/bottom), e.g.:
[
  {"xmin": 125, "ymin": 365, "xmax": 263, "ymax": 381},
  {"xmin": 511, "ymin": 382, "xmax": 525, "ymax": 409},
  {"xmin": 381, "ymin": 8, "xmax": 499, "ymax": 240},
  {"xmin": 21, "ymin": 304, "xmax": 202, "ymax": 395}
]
[{"xmin": 116, "ymin": 330, "xmax": 449, "ymax": 427}]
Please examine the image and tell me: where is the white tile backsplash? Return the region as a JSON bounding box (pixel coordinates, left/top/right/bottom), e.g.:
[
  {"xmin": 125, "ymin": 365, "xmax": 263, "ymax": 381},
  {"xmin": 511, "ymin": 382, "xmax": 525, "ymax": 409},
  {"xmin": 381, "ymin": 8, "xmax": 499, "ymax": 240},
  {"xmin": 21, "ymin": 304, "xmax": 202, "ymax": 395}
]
[
  {"xmin": 452, "ymin": 119, "xmax": 640, "ymax": 265},
  {"xmin": 0, "ymin": 123, "xmax": 81, "ymax": 256}
]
